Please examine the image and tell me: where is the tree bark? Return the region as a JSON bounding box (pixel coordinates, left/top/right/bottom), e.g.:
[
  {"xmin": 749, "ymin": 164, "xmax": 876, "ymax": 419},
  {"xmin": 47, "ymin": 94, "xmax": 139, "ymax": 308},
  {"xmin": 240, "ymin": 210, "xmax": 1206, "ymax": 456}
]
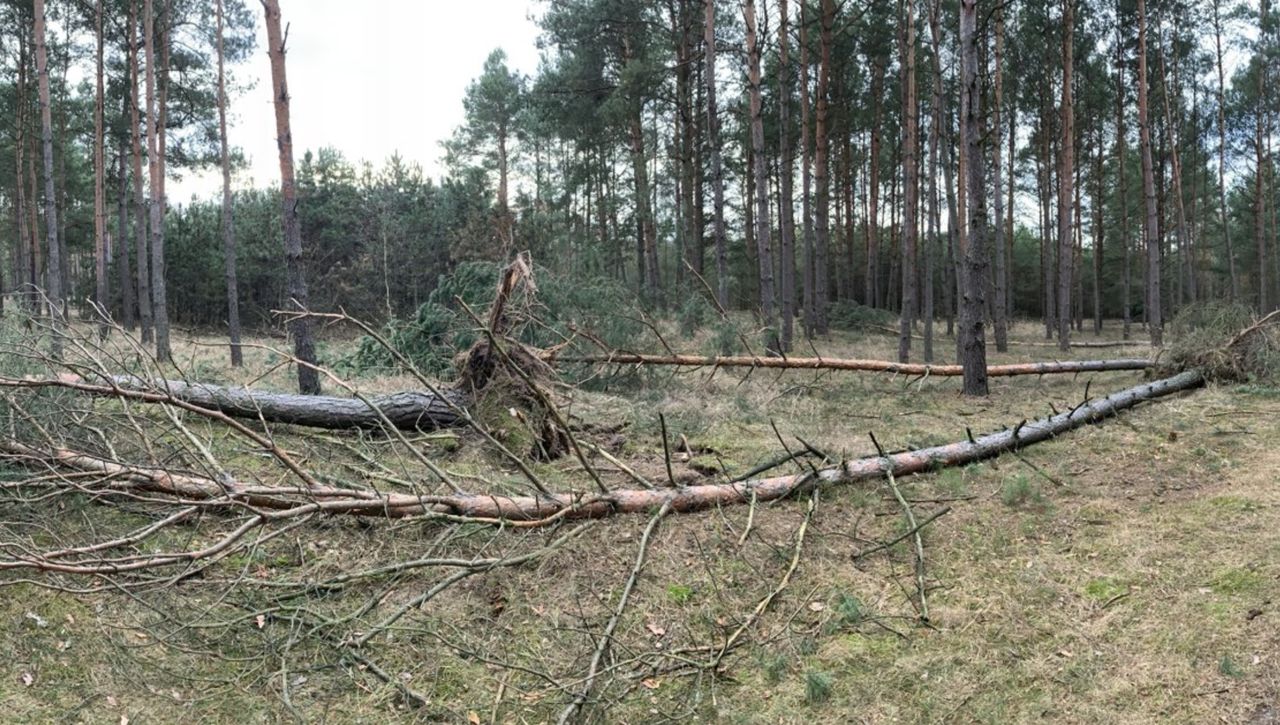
[
  {"xmin": 1136, "ymin": 0, "xmax": 1162, "ymax": 344},
  {"xmin": 96, "ymin": 377, "xmax": 467, "ymax": 430},
  {"xmin": 94, "ymin": 0, "xmax": 108, "ymax": 339},
  {"xmin": 958, "ymin": 0, "xmax": 989, "ymax": 395},
  {"xmin": 991, "ymin": 4, "xmax": 1009, "ymax": 352},
  {"xmin": 1115, "ymin": 15, "xmax": 1131, "ymax": 340},
  {"xmin": 129, "ymin": 0, "xmax": 153, "ymax": 344},
  {"xmin": 1159, "ymin": 37, "xmax": 1193, "ymax": 309},
  {"xmin": 705, "ymin": 0, "xmax": 729, "ymax": 310},
  {"xmin": 798, "ymin": 0, "xmax": 816, "ymax": 335},
  {"xmin": 33, "ymin": 0, "xmax": 63, "ymax": 355},
  {"xmin": 745, "ymin": 0, "xmax": 779, "ymax": 353},
  {"xmin": 215, "ymin": 0, "xmax": 243, "ymax": 367},
  {"xmin": 1057, "ymin": 0, "xmax": 1074, "ymax": 352},
  {"xmin": 812, "ymin": 0, "xmax": 834, "ymax": 334},
  {"xmin": 13, "ymin": 30, "xmax": 30, "ymax": 312},
  {"xmin": 897, "ymin": 0, "xmax": 918, "ymax": 363},
  {"xmin": 1213, "ymin": 0, "xmax": 1238, "ymax": 302},
  {"xmin": 263, "ymin": 0, "xmax": 321, "ymax": 394},
  {"xmin": 116, "ymin": 108, "xmax": 135, "ymax": 332},
  {"xmin": 866, "ymin": 61, "xmax": 884, "ymax": 309},
  {"xmin": 144, "ymin": 0, "xmax": 171, "ymax": 362},
  {"xmin": 777, "ymin": 0, "xmax": 796, "ymax": 352}
]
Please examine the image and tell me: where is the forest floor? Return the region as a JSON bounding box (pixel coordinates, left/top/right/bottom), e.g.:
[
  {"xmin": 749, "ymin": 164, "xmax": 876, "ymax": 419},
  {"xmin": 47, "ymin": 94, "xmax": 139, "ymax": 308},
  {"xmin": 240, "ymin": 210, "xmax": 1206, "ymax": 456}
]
[{"xmin": 0, "ymin": 319, "xmax": 1277, "ymax": 723}]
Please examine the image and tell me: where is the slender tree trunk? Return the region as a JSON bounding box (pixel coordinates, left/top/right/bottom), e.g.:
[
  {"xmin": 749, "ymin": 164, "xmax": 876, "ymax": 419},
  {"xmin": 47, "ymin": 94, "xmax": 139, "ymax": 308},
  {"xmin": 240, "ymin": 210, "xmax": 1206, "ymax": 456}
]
[
  {"xmin": 798, "ymin": 0, "xmax": 816, "ymax": 335},
  {"xmin": 705, "ymin": 0, "xmax": 729, "ymax": 310},
  {"xmin": 745, "ymin": 0, "xmax": 779, "ymax": 352},
  {"xmin": 116, "ymin": 123, "xmax": 134, "ymax": 331},
  {"xmin": 215, "ymin": 0, "xmax": 243, "ymax": 366},
  {"xmin": 627, "ymin": 106, "xmax": 660, "ymax": 305},
  {"xmin": 812, "ymin": 0, "xmax": 834, "ymax": 334},
  {"xmin": 263, "ymin": 0, "xmax": 321, "ymax": 394},
  {"xmin": 14, "ymin": 32, "xmax": 31, "ymax": 312},
  {"xmin": 144, "ymin": 0, "xmax": 170, "ymax": 362},
  {"xmin": 33, "ymin": 0, "xmax": 63, "ymax": 355},
  {"xmin": 991, "ymin": 4, "xmax": 1008, "ymax": 352},
  {"xmin": 924, "ymin": 2, "xmax": 941, "ymax": 362},
  {"xmin": 929, "ymin": 0, "xmax": 955, "ymax": 338},
  {"xmin": 130, "ymin": 0, "xmax": 152, "ymax": 344},
  {"xmin": 1159, "ymin": 37, "xmax": 1193, "ymax": 310},
  {"xmin": 1056, "ymin": 0, "xmax": 1074, "ymax": 352},
  {"xmin": 1213, "ymin": 0, "xmax": 1238, "ymax": 302},
  {"xmin": 1136, "ymin": 0, "xmax": 1162, "ymax": 344},
  {"xmin": 777, "ymin": 0, "xmax": 796, "ymax": 352},
  {"xmin": 94, "ymin": 0, "xmax": 108, "ymax": 337},
  {"xmin": 1257, "ymin": 102, "xmax": 1268, "ymax": 311},
  {"xmin": 1093, "ymin": 129, "xmax": 1104, "ymax": 335},
  {"xmin": 28, "ymin": 133, "xmax": 43, "ymax": 313},
  {"xmin": 897, "ymin": 0, "xmax": 918, "ymax": 362},
  {"xmin": 958, "ymin": 0, "xmax": 989, "ymax": 395},
  {"xmin": 1115, "ymin": 15, "xmax": 1131, "ymax": 340},
  {"xmin": 1007, "ymin": 105, "xmax": 1017, "ymax": 321},
  {"xmin": 866, "ymin": 62, "xmax": 884, "ymax": 309}
]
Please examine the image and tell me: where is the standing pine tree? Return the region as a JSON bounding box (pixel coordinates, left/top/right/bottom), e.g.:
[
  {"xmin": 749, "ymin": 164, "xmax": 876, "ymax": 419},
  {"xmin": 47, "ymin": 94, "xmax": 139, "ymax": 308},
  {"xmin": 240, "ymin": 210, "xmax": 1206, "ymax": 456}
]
[{"xmin": 263, "ymin": 0, "xmax": 320, "ymax": 394}]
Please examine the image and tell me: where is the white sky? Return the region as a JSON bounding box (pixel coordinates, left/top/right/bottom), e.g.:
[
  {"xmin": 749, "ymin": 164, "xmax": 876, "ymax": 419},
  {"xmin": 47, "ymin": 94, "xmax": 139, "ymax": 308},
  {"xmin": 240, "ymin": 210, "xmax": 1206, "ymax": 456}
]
[{"xmin": 169, "ymin": 0, "xmax": 542, "ymax": 202}]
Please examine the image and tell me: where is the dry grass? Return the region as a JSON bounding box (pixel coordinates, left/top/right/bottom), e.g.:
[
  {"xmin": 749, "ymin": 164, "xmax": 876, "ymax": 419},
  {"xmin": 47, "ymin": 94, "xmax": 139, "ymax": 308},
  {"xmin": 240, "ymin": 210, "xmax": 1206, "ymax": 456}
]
[{"xmin": 0, "ymin": 318, "xmax": 1277, "ymax": 723}]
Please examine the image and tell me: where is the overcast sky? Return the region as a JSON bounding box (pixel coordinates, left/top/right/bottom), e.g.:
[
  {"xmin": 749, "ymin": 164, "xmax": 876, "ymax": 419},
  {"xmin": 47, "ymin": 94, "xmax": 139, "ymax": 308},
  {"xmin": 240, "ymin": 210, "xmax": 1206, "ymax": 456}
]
[{"xmin": 169, "ymin": 0, "xmax": 542, "ymax": 202}]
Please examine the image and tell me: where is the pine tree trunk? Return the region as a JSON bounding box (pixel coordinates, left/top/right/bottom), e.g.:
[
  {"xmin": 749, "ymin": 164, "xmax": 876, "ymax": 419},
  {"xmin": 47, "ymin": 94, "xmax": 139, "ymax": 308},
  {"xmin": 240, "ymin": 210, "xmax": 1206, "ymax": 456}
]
[
  {"xmin": 897, "ymin": 0, "xmax": 918, "ymax": 363},
  {"xmin": 991, "ymin": 4, "xmax": 1009, "ymax": 352},
  {"xmin": 215, "ymin": 0, "xmax": 243, "ymax": 367},
  {"xmin": 1136, "ymin": 0, "xmax": 1162, "ymax": 344},
  {"xmin": 263, "ymin": 0, "xmax": 321, "ymax": 394},
  {"xmin": 812, "ymin": 0, "xmax": 834, "ymax": 334},
  {"xmin": 1213, "ymin": 0, "xmax": 1238, "ymax": 302},
  {"xmin": 1141, "ymin": 0, "xmax": 1162, "ymax": 343},
  {"xmin": 866, "ymin": 62, "xmax": 884, "ymax": 309},
  {"xmin": 1093, "ymin": 130, "xmax": 1104, "ymax": 335},
  {"xmin": 1159, "ymin": 39, "xmax": 1193, "ymax": 309},
  {"xmin": 958, "ymin": 0, "xmax": 989, "ymax": 396},
  {"xmin": 129, "ymin": 0, "xmax": 152, "ymax": 343},
  {"xmin": 705, "ymin": 0, "xmax": 729, "ymax": 310},
  {"xmin": 13, "ymin": 32, "xmax": 30, "ymax": 312},
  {"xmin": 1115, "ymin": 18, "xmax": 1131, "ymax": 340},
  {"xmin": 94, "ymin": 0, "xmax": 108, "ymax": 338},
  {"xmin": 143, "ymin": 0, "xmax": 170, "ymax": 362},
  {"xmin": 33, "ymin": 0, "xmax": 63, "ymax": 355},
  {"xmin": 116, "ymin": 123, "xmax": 134, "ymax": 331},
  {"xmin": 1056, "ymin": 0, "xmax": 1074, "ymax": 352},
  {"xmin": 798, "ymin": 0, "xmax": 816, "ymax": 335},
  {"xmin": 777, "ymin": 0, "xmax": 796, "ymax": 352},
  {"xmin": 745, "ymin": 0, "xmax": 779, "ymax": 353}
]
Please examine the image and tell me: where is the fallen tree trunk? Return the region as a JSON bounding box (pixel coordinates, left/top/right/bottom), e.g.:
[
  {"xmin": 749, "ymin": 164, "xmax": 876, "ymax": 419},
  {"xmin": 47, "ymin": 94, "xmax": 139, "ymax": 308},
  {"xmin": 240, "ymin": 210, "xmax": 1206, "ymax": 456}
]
[
  {"xmin": 552, "ymin": 352, "xmax": 1153, "ymax": 377},
  {"xmin": 1, "ymin": 371, "xmax": 1203, "ymax": 525},
  {"xmin": 870, "ymin": 325, "xmax": 1150, "ymax": 348},
  {"xmin": 91, "ymin": 376, "xmax": 467, "ymax": 430}
]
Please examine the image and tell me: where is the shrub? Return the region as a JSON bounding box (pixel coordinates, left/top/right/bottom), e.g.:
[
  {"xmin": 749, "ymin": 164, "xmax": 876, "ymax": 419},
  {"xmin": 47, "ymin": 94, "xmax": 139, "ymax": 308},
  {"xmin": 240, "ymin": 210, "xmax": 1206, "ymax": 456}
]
[{"xmin": 827, "ymin": 301, "xmax": 896, "ymax": 332}]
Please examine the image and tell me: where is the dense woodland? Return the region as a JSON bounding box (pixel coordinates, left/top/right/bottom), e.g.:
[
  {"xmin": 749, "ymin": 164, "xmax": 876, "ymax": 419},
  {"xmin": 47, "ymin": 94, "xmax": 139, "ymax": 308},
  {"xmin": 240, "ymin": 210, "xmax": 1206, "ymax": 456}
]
[{"xmin": 0, "ymin": 0, "xmax": 1277, "ymax": 387}]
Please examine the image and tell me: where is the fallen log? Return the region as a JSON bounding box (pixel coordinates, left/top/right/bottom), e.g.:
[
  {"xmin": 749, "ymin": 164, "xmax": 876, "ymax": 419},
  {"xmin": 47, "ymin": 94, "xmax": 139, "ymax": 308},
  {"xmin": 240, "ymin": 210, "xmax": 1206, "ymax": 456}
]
[
  {"xmin": 93, "ymin": 376, "xmax": 467, "ymax": 431},
  {"xmin": 1, "ymin": 371, "xmax": 1203, "ymax": 525},
  {"xmin": 871, "ymin": 324, "xmax": 1150, "ymax": 348},
  {"xmin": 551, "ymin": 351, "xmax": 1153, "ymax": 377}
]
